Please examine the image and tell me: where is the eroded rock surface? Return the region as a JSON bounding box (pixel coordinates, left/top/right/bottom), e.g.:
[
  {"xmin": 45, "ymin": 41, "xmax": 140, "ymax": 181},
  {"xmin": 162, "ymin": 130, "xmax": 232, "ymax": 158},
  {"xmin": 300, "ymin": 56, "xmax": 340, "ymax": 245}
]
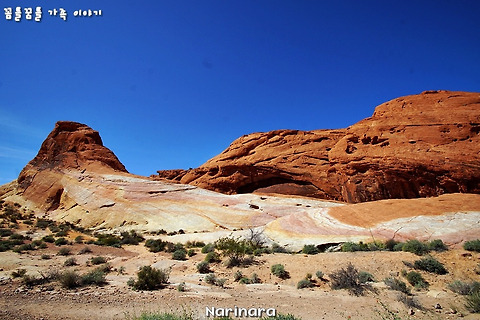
[{"xmin": 156, "ymin": 90, "xmax": 480, "ymax": 203}]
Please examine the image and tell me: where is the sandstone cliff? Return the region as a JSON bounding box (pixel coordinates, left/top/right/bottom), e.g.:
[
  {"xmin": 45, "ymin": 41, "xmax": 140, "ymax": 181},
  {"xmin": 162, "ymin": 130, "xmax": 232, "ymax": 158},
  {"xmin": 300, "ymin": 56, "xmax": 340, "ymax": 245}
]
[{"xmin": 156, "ymin": 90, "xmax": 480, "ymax": 203}]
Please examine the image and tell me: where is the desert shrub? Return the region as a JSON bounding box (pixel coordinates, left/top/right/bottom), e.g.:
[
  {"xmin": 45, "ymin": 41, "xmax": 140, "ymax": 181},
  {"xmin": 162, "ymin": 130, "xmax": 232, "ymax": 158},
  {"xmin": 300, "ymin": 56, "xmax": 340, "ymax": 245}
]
[
  {"xmin": 55, "ymin": 237, "xmax": 69, "ymax": 246},
  {"xmin": 271, "ymin": 243, "xmax": 289, "ymax": 253},
  {"xmin": 253, "ymin": 247, "xmax": 272, "ymax": 256},
  {"xmin": 239, "ymin": 277, "xmax": 251, "ymax": 284},
  {"xmin": 145, "ymin": 239, "xmax": 168, "ymax": 253},
  {"xmin": 41, "ymin": 254, "xmax": 51, "ymax": 260},
  {"xmin": 245, "ymin": 227, "xmax": 266, "ymax": 250},
  {"xmin": 464, "ymin": 239, "xmax": 480, "ymax": 253},
  {"xmin": 305, "ymin": 273, "xmax": 312, "ymax": 280},
  {"xmin": 0, "ymin": 228, "xmax": 13, "ymax": 237},
  {"xmin": 329, "ymin": 263, "xmax": 365, "ymax": 296},
  {"xmin": 201, "ymin": 243, "xmax": 215, "ymax": 253},
  {"xmin": 11, "ymin": 268, "xmax": 27, "ymax": 278},
  {"xmin": 95, "ymin": 263, "xmax": 113, "ymax": 274},
  {"xmin": 384, "ymin": 277, "xmax": 411, "ymax": 294},
  {"xmin": 128, "ymin": 266, "xmax": 169, "ymax": 290},
  {"xmin": 91, "ymin": 256, "xmax": 107, "ymax": 265},
  {"xmin": 234, "ymin": 270, "xmax": 243, "ymax": 282},
  {"xmin": 215, "ymin": 236, "xmax": 249, "ymax": 267},
  {"xmin": 31, "ymin": 239, "xmax": 43, "ymax": 247},
  {"xmin": 428, "ymin": 239, "xmax": 447, "ymax": 252},
  {"xmin": 402, "ymin": 240, "xmax": 429, "ymax": 255},
  {"xmin": 405, "ymin": 271, "xmax": 428, "ymax": 289},
  {"xmin": 393, "ymin": 242, "xmax": 405, "ymax": 251},
  {"xmin": 204, "ymin": 251, "xmax": 220, "ymax": 263},
  {"xmin": 59, "ymin": 270, "xmax": 82, "ymax": 289},
  {"xmin": 165, "ymin": 242, "xmax": 176, "ymax": 253},
  {"xmin": 74, "ymin": 235, "xmax": 84, "ymax": 244},
  {"xmin": 38, "ymin": 242, "xmax": 48, "ymax": 249},
  {"xmin": 185, "ymin": 240, "xmax": 205, "ymax": 248},
  {"xmin": 13, "ymin": 243, "xmax": 35, "ymax": 253},
  {"xmin": 177, "ymin": 282, "xmax": 186, "ymax": 292},
  {"xmin": 396, "ymin": 293, "xmax": 423, "ymax": 309},
  {"xmin": 316, "ymin": 271, "xmax": 324, "ymax": 279},
  {"xmin": 81, "ymin": 269, "xmax": 107, "ymax": 286},
  {"xmin": 0, "ymin": 239, "xmax": 23, "ymax": 252},
  {"xmin": 414, "ymin": 256, "xmax": 447, "ymax": 274},
  {"xmin": 78, "ymin": 246, "xmax": 92, "ymax": 254},
  {"xmin": 94, "ymin": 233, "xmax": 122, "ymax": 247},
  {"xmin": 120, "ymin": 230, "xmax": 144, "ymax": 245},
  {"xmin": 466, "ymin": 290, "xmax": 480, "ymax": 313},
  {"xmin": 9, "ymin": 233, "xmax": 26, "ymax": 240},
  {"xmin": 383, "ymin": 239, "xmax": 398, "ymax": 251},
  {"xmin": 64, "ymin": 257, "xmax": 78, "ymax": 266},
  {"xmin": 172, "ymin": 249, "xmax": 187, "ymax": 260},
  {"xmin": 35, "ymin": 219, "xmax": 51, "ymax": 229},
  {"xmin": 250, "ymin": 273, "xmax": 261, "ymax": 284},
  {"xmin": 55, "ymin": 230, "xmax": 69, "ymax": 237},
  {"xmin": 302, "ymin": 244, "xmax": 319, "ymax": 255},
  {"xmin": 57, "ymin": 247, "xmax": 71, "ymax": 256},
  {"xmin": 204, "ymin": 273, "xmax": 216, "ymax": 285},
  {"xmin": 297, "ymin": 279, "xmax": 314, "ymax": 289},
  {"xmin": 341, "ymin": 241, "xmax": 368, "ymax": 252},
  {"xmin": 271, "ymin": 264, "xmax": 289, "ymax": 279},
  {"xmin": 196, "ymin": 261, "xmax": 210, "ymax": 274},
  {"xmin": 358, "ymin": 271, "xmax": 375, "ymax": 283},
  {"xmin": 448, "ymin": 280, "xmax": 480, "ymax": 295},
  {"xmin": 214, "ymin": 277, "xmax": 226, "ymax": 288},
  {"xmin": 187, "ymin": 249, "xmax": 195, "ymax": 257},
  {"xmin": 42, "ymin": 235, "xmax": 55, "ymax": 243}
]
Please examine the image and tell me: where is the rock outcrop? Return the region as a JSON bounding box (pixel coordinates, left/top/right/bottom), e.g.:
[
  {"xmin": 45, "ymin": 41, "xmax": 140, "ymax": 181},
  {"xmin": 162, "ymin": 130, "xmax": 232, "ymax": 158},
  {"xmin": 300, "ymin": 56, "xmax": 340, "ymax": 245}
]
[{"xmin": 156, "ymin": 90, "xmax": 480, "ymax": 203}]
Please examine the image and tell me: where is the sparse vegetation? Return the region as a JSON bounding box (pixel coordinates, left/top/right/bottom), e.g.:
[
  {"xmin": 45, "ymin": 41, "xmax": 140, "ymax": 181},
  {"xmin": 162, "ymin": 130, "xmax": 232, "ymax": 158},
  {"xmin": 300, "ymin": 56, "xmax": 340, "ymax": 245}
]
[
  {"xmin": 204, "ymin": 251, "xmax": 220, "ymax": 263},
  {"xmin": 215, "ymin": 236, "xmax": 251, "ymax": 267},
  {"xmin": 402, "ymin": 239, "xmax": 429, "ymax": 255},
  {"xmin": 316, "ymin": 271, "xmax": 324, "ymax": 280},
  {"xmin": 405, "ymin": 271, "xmax": 428, "ymax": 289},
  {"xmin": 271, "ymin": 264, "xmax": 289, "ymax": 279},
  {"xmin": 297, "ymin": 279, "xmax": 314, "ymax": 289},
  {"xmin": 329, "ymin": 263, "xmax": 366, "ymax": 296},
  {"xmin": 466, "ymin": 290, "xmax": 480, "ymax": 313},
  {"xmin": 428, "ymin": 239, "xmax": 447, "ymax": 252},
  {"xmin": 91, "ymin": 256, "xmax": 107, "ymax": 265},
  {"xmin": 448, "ymin": 280, "xmax": 480, "ymax": 295},
  {"xmin": 464, "ymin": 239, "xmax": 480, "ymax": 252},
  {"xmin": 128, "ymin": 266, "xmax": 170, "ymax": 291},
  {"xmin": 57, "ymin": 247, "xmax": 71, "ymax": 256},
  {"xmin": 201, "ymin": 243, "xmax": 215, "ymax": 253},
  {"xmin": 172, "ymin": 249, "xmax": 187, "ymax": 260},
  {"xmin": 204, "ymin": 273, "xmax": 226, "ymax": 288},
  {"xmin": 358, "ymin": 271, "xmax": 374, "ymax": 283},
  {"xmin": 301, "ymin": 244, "xmax": 319, "ymax": 255},
  {"xmin": 145, "ymin": 239, "xmax": 168, "ymax": 253},
  {"xmin": 79, "ymin": 246, "xmax": 93, "ymax": 254},
  {"xmin": 55, "ymin": 237, "xmax": 69, "ymax": 246},
  {"xmin": 414, "ymin": 256, "xmax": 447, "ymax": 274},
  {"xmin": 64, "ymin": 257, "xmax": 78, "ymax": 266},
  {"xmin": 384, "ymin": 277, "xmax": 411, "ymax": 294},
  {"xmin": 196, "ymin": 261, "xmax": 210, "ymax": 274}
]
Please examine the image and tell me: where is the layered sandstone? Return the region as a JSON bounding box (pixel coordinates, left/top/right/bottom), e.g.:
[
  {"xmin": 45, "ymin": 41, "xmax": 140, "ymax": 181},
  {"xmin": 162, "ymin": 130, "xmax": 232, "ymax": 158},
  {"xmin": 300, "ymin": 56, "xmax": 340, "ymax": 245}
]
[{"xmin": 156, "ymin": 90, "xmax": 480, "ymax": 203}]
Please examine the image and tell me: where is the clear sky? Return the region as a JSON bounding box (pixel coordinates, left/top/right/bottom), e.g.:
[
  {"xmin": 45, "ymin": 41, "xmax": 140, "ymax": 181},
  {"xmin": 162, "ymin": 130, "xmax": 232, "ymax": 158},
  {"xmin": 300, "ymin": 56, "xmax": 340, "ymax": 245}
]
[{"xmin": 1, "ymin": 1, "xmax": 479, "ymax": 185}]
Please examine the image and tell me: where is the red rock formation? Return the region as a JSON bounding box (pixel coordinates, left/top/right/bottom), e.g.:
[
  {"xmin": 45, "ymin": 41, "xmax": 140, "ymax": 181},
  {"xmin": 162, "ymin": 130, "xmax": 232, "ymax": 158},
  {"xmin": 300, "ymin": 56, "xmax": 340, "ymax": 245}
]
[
  {"xmin": 156, "ymin": 90, "xmax": 480, "ymax": 203},
  {"xmin": 17, "ymin": 121, "xmax": 127, "ymax": 209}
]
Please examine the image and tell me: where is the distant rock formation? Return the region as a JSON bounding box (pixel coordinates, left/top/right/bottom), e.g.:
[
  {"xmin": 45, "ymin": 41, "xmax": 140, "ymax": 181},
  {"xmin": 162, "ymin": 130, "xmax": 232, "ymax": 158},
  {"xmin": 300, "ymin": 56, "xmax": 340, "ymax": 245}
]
[{"xmin": 156, "ymin": 90, "xmax": 480, "ymax": 203}]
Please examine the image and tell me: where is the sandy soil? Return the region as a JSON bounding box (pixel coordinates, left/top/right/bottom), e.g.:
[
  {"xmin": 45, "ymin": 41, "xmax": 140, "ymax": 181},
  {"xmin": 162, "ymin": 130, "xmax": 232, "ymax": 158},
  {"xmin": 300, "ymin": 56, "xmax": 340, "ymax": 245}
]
[{"xmin": 1, "ymin": 241, "xmax": 480, "ymax": 320}]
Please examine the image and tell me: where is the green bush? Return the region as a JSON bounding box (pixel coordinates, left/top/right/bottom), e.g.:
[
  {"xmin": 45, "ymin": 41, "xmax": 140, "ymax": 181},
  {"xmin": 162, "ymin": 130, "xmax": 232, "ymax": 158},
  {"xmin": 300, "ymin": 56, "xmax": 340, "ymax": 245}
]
[
  {"xmin": 59, "ymin": 270, "xmax": 82, "ymax": 289},
  {"xmin": 234, "ymin": 270, "xmax": 243, "ymax": 282},
  {"xmin": 466, "ymin": 291, "xmax": 480, "ymax": 313},
  {"xmin": 78, "ymin": 246, "xmax": 92, "ymax": 254},
  {"xmin": 94, "ymin": 233, "xmax": 122, "ymax": 247},
  {"xmin": 250, "ymin": 273, "xmax": 261, "ymax": 284},
  {"xmin": 145, "ymin": 239, "xmax": 168, "ymax": 253},
  {"xmin": 172, "ymin": 249, "xmax": 186, "ymax": 260},
  {"xmin": 414, "ymin": 256, "xmax": 447, "ymax": 274},
  {"xmin": 341, "ymin": 242, "xmax": 368, "ymax": 252},
  {"xmin": 81, "ymin": 269, "xmax": 107, "ymax": 286},
  {"xmin": 187, "ymin": 249, "xmax": 195, "ymax": 257},
  {"xmin": 64, "ymin": 257, "xmax": 78, "ymax": 266},
  {"xmin": 297, "ymin": 279, "xmax": 314, "ymax": 289},
  {"xmin": 358, "ymin": 271, "xmax": 374, "ymax": 283},
  {"xmin": 128, "ymin": 266, "xmax": 169, "ymax": 290},
  {"xmin": 271, "ymin": 264, "xmax": 289, "ymax": 279},
  {"xmin": 271, "ymin": 243, "xmax": 289, "ymax": 253},
  {"xmin": 177, "ymin": 282, "xmax": 186, "ymax": 292},
  {"xmin": 13, "ymin": 243, "xmax": 35, "ymax": 253},
  {"xmin": 201, "ymin": 243, "xmax": 215, "ymax": 253},
  {"xmin": 204, "ymin": 273, "xmax": 216, "ymax": 285},
  {"xmin": 196, "ymin": 261, "xmax": 210, "ymax": 274},
  {"xmin": 57, "ymin": 247, "xmax": 71, "ymax": 256},
  {"xmin": 405, "ymin": 271, "xmax": 428, "ymax": 289},
  {"xmin": 464, "ymin": 239, "xmax": 480, "ymax": 252},
  {"xmin": 41, "ymin": 254, "xmax": 51, "ymax": 260},
  {"xmin": 42, "ymin": 235, "xmax": 55, "ymax": 243},
  {"xmin": 91, "ymin": 256, "xmax": 107, "ymax": 265},
  {"xmin": 214, "ymin": 236, "xmax": 249, "ymax": 267},
  {"xmin": 448, "ymin": 280, "xmax": 480, "ymax": 295},
  {"xmin": 204, "ymin": 251, "xmax": 220, "ymax": 263},
  {"xmin": 0, "ymin": 228, "xmax": 13, "ymax": 237},
  {"xmin": 74, "ymin": 235, "xmax": 84, "ymax": 244},
  {"xmin": 316, "ymin": 271, "xmax": 324, "ymax": 279},
  {"xmin": 384, "ymin": 277, "xmax": 410, "ymax": 294},
  {"xmin": 120, "ymin": 230, "xmax": 144, "ymax": 245},
  {"xmin": 393, "ymin": 242, "xmax": 405, "ymax": 251},
  {"xmin": 55, "ymin": 237, "xmax": 69, "ymax": 246},
  {"xmin": 428, "ymin": 239, "xmax": 447, "ymax": 252},
  {"xmin": 329, "ymin": 263, "xmax": 365, "ymax": 296},
  {"xmin": 302, "ymin": 244, "xmax": 319, "ymax": 255},
  {"xmin": 185, "ymin": 240, "xmax": 205, "ymax": 248},
  {"xmin": 402, "ymin": 240, "xmax": 429, "ymax": 255}
]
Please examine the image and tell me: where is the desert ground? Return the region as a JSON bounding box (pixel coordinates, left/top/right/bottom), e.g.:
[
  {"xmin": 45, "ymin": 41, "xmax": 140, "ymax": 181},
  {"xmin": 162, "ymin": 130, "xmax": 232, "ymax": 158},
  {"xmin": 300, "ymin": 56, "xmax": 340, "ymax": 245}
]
[{"xmin": 1, "ymin": 211, "xmax": 479, "ymax": 320}]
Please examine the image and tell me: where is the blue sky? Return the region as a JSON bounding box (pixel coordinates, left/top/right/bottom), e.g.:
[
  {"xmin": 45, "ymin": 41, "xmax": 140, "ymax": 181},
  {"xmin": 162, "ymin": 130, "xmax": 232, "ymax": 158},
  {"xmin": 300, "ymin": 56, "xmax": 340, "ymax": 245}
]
[{"xmin": 1, "ymin": 1, "xmax": 479, "ymax": 184}]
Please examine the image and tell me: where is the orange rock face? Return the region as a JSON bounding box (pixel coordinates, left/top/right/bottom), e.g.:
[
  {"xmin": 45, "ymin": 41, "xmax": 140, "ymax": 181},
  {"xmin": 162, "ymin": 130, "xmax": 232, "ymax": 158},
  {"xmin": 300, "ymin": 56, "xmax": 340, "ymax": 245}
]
[
  {"xmin": 17, "ymin": 121, "xmax": 127, "ymax": 210},
  {"xmin": 156, "ymin": 90, "xmax": 480, "ymax": 203}
]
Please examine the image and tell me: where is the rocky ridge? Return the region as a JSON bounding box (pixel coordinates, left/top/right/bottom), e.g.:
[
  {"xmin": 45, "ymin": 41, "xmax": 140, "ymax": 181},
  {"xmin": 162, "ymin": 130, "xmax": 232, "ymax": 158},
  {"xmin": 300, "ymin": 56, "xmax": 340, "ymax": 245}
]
[{"xmin": 156, "ymin": 90, "xmax": 480, "ymax": 203}]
